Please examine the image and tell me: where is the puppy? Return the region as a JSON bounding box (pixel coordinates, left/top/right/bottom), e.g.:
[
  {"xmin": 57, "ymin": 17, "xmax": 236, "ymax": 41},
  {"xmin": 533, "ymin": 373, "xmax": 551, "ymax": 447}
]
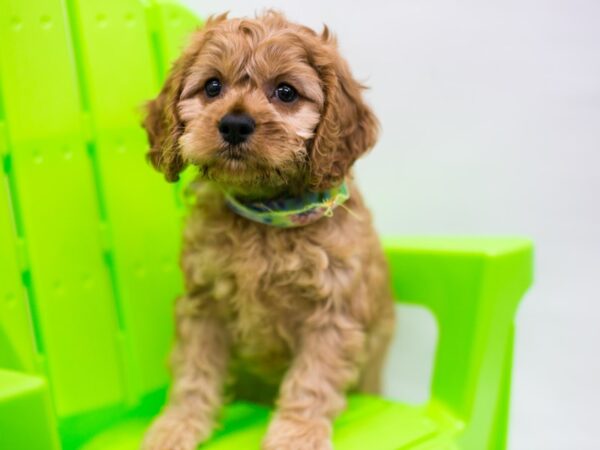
[{"xmin": 141, "ymin": 11, "xmax": 395, "ymax": 450}]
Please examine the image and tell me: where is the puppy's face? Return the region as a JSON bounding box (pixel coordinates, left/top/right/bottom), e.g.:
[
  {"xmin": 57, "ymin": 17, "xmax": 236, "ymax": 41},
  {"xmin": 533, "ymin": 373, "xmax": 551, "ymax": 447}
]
[
  {"xmin": 144, "ymin": 12, "xmax": 378, "ymax": 196},
  {"xmin": 176, "ymin": 17, "xmax": 324, "ymax": 195}
]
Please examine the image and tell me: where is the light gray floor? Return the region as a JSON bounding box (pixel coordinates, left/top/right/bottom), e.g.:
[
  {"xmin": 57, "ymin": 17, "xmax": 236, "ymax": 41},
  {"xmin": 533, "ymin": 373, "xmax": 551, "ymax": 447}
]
[{"xmin": 184, "ymin": 1, "xmax": 600, "ymax": 448}]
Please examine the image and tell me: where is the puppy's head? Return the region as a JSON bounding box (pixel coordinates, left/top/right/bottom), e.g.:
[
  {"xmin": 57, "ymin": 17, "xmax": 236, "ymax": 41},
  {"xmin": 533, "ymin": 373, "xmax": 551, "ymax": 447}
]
[{"xmin": 144, "ymin": 12, "xmax": 378, "ymax": 195}]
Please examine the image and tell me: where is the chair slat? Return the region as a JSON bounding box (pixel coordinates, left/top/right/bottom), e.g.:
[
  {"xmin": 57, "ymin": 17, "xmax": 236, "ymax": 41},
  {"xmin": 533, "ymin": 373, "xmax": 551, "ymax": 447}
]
[
  {"xmin": 0, "ymin": 153, "xmax": 38, "ymax": 373},
  {"xmin": 66, "ymin": 0, "xmax": 198, "ymax": 402},
  {"xmin": 0, "ymin": 0, "xmax": 126, "ymax": 417}
]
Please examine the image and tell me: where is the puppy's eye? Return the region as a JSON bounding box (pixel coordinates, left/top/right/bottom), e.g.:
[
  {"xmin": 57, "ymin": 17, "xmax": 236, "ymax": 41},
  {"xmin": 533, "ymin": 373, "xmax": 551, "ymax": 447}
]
[
  {"xmin": 204, "ymin": 78, "xmax": 222, "ymax": 98},
  {"xmin": 275, "ymin": 83, "xmax": 298, "ymax": 103}
]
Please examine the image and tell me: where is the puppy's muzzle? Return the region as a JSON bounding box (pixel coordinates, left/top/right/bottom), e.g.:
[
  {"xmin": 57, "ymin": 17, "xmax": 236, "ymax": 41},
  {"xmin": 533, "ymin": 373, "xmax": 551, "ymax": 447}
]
[{"xmin": 219, "ymin": 113, "xmax": 256, "ymax": 145}]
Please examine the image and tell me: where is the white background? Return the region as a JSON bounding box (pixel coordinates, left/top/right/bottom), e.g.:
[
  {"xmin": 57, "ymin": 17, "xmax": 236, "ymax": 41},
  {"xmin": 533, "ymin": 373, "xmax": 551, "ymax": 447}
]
[{"xmin": 183, "ymin": 1, "xmax": 600, "ymax": 448}]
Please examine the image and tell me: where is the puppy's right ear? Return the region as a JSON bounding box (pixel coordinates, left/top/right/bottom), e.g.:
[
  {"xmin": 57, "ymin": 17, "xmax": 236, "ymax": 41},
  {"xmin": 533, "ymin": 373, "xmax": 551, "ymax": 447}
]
[
  {"xmin": 145, "ymin": 15, "xmax": 229, "ymax": 182},
  {"xmin": 144, "ymin": 59, "xmax": 188, "ymax": 182}
]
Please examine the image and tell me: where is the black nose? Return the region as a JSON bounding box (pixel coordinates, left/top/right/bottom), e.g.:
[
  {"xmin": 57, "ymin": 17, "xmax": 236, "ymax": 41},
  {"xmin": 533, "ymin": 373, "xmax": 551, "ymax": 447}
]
[{"xmin": 218, "ymin": 114, "xmax": 255, "ymax": 145}]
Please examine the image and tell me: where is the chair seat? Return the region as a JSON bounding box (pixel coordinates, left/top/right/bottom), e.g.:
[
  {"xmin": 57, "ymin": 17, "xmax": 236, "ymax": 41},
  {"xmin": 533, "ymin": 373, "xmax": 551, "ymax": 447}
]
[{"xmin": 79, "ymin": 395, "xmax": 461, "ymax": 450}]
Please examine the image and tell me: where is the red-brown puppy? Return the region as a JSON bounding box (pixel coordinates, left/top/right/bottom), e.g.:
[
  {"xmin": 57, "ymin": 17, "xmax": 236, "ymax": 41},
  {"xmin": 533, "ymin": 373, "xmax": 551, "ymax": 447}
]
[{"xmin": 142, "ymin": 11, "xmax": 394, "ymax": 450}]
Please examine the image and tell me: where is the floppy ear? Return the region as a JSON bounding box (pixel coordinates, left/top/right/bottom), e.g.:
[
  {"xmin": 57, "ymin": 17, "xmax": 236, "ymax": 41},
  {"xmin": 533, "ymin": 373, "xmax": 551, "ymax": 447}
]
[
  {"xmin": 144, "ymin": 56, "xmax": 190, "ymax": 182},
  {"xmin": 143, "ymin": 14, "xmax": 228, "ymax": 182},
  {"xmin": 308, "ymin": 32, "xmax": 379, "ymax": 190}
]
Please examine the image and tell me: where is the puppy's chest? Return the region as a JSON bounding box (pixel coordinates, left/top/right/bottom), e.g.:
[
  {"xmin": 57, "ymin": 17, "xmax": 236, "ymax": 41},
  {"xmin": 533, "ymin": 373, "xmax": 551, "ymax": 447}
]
[{"xmin": 185, "ymin": 223, "xmax": 336, "ymax": 361}]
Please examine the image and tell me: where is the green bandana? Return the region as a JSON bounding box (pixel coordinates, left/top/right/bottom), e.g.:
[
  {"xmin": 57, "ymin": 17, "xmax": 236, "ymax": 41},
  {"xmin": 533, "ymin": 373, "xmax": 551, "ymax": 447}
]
[{"xmin": 224, "ymin": 181, "xmax": 350, "ymax": 228}]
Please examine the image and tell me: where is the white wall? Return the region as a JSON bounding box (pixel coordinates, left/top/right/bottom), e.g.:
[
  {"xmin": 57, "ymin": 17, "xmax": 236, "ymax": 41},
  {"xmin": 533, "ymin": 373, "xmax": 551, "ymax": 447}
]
[{"xmin": 183, "ymin": 1, "xmax": 600, "ymax": 448}]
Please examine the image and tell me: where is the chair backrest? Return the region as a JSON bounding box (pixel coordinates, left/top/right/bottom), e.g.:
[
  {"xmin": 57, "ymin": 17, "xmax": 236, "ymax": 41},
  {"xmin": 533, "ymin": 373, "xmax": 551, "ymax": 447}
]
[{"xmin": 0, "ymin": 0, "xmax": 199, "ymax": 438}]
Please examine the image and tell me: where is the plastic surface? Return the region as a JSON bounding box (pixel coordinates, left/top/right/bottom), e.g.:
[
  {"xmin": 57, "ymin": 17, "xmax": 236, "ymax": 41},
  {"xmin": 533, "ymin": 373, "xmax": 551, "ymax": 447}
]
[{"xmin": 0, "ymin": 0, "xmax": 533, "ymax": 448}]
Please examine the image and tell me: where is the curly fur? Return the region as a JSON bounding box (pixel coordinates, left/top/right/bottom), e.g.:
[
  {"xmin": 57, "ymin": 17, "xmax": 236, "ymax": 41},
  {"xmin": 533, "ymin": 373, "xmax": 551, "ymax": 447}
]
[{"xmin": 141, "ymin": 11, "xmax": 394, "ymax": 450}]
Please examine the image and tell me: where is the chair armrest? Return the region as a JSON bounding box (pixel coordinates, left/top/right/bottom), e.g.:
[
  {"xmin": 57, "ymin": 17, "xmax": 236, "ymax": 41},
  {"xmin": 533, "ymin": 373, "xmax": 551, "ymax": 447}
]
[
  {"xmin": 382, "ymin": 237, "xmax": 533, "ymax": 449},
  {"xmin": 383, "ymin": 237, "xmax": 533, "ymax": 313},
  {"xmin": 0, "ymin": 369, "xmax": 60, "ymax": 450}
]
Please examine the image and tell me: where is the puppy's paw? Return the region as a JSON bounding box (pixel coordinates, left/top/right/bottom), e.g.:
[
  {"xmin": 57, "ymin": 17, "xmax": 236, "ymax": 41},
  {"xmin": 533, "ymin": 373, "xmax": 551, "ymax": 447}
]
[
  {"xmin": 262, "ymin": 415, "xmax": 332, "ymax": 450},
  {"xmin": 141, "ymin": 408, "xmax": 211, "ymax": 450}
]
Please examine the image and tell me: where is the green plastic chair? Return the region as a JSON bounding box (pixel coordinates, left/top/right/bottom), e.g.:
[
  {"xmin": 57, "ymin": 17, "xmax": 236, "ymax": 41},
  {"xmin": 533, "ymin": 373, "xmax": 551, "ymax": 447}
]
[{"xmin": 0, "ymin": 0, "xmax": 533, "ymax": 449}]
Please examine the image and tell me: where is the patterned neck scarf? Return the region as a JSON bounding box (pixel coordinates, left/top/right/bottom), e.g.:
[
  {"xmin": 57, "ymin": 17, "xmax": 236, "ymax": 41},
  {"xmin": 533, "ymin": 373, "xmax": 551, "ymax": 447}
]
[{"xmin": 223, "ymin": 181, "xmax": 350, "ymax": 228}]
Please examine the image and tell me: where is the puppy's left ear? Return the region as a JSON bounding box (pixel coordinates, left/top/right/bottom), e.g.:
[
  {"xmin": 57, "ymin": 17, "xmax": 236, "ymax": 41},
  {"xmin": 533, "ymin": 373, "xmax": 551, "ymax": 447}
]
[{"xmin": 308, "ymin": 33, "xmax": 379, "ymax": 190}]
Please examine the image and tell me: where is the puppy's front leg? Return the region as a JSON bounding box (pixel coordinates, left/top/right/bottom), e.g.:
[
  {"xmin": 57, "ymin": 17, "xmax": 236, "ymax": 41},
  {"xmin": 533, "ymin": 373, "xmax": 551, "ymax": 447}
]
[
  {"xmin": 263, "ymin": 315, "xmax": 366, "ymax": 450},
  {"xmin": 142, "ymin": 295, "xmax": 229, "ymax": 450}
]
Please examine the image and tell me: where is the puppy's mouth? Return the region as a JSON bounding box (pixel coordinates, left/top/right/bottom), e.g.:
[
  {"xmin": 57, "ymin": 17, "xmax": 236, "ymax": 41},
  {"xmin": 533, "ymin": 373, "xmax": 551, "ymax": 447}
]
[
  {"xmin": 220, "ymin": 145, "xmax": 245, "ymax": 161},
  {"xmin": 211, "ymin": 144, "xmax": 254, "ymax": 172}
]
